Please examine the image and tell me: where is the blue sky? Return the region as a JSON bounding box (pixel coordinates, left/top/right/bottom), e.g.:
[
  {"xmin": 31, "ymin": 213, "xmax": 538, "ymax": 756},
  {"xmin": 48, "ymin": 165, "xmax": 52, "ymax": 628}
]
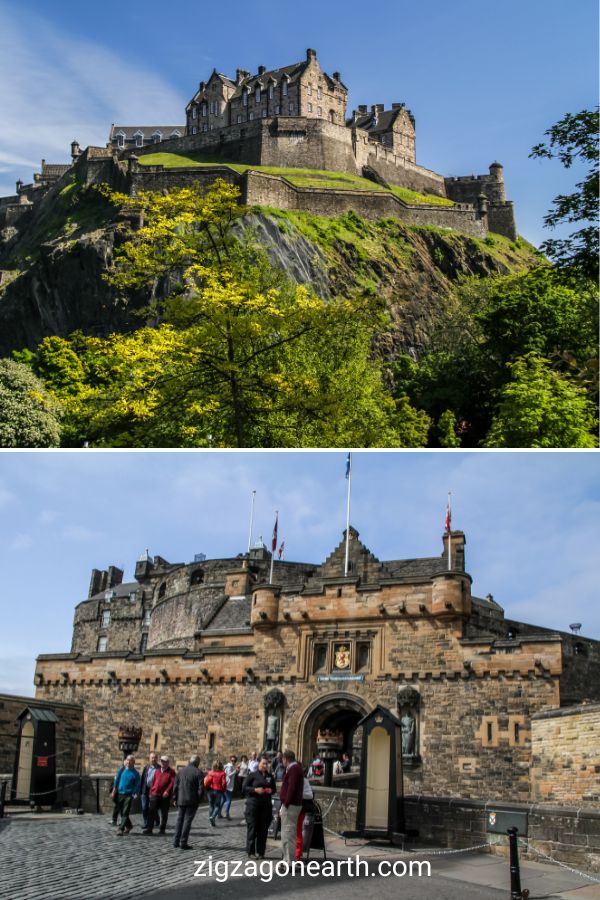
[
  {"xmin": 0, "ymin": 450, "xmax": 598, "ymax": 697},
  {"xmin": 0, "ymin": 0, "xmax": 597, "ymax": 246}
]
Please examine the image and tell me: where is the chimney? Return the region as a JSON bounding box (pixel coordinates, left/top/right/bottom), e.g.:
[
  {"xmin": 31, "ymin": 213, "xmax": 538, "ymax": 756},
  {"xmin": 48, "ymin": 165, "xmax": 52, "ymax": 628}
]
[
  {"xmin": 70, "ymin": 140, "xmax": 81, "ymax": 161},
  {"xmin": 236, "ymin": 69, "xmax": 250, "ymax": 84},
  {"xmin": 371, "ymin": 104, "xmax": 384, "ymax": 114},
  {"xmin": 199, "ymin": 81, "xmax": 206, "ymax": 92},
  {"xmin": 258, "ymin": 65, "xmax": 266, "ymax": 76},
  {"xmin": 358, "ymin": 104, "xmax": 368, "ymax": 114},
  {"xmin": 391, "ymin": 103, "xmax": 405, "ymax": 110},
  {"xmin": 306, "ymin": 48, "xmax": 317, "ymax": 61},
  {"xmin": 89, "ymin": 569, "xmax": 104, "ymax": 598},
  {"xmin": 108, "ymin": 566, "xmax": 124, "ymax": 589},
  {"xmin": 333, "ymin": 71, "xmax": 341, "ymax": 81}
]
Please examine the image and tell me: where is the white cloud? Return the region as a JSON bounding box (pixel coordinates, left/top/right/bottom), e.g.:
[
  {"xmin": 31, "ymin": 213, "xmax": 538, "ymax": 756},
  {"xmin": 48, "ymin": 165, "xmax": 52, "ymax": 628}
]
[
  {"xmin": 39, "ymin": 509, "xmax": 61, "ymax": 525},
  {"xmin": 0, "ymin": 7, "xmax": 185, "ymax": 196},
  {"xmin": 61, "ymin": 525, "xmax": 104, "ymax": 542},
  {"xmin": 11, "ymin": 533, "xmax": 33, "ymax": 551}
]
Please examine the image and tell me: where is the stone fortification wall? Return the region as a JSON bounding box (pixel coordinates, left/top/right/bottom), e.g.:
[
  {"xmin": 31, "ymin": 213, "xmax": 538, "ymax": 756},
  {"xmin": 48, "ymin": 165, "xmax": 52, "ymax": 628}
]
[
  {"xmin": 241, "ymin": 171, "xmax": 487, "ymax": 237},
  {"xmin": 366, "ymin": 143, "xmax": 446, "ymax": 196},
  {"xmin": 35, "ymin": 620, "xmax": 560, "ymax": 801},
  {"xmin": 530, "ymin": 704, "xmax": 600, "ymax": 806}
]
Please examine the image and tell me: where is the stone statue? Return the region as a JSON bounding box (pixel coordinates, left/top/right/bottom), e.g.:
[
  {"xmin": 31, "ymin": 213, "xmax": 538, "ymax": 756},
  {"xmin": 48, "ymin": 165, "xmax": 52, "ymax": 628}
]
[
  {"xmin": 401, "ymin": 710, "xmax": 416, "ymax": 756},
  {"xmin": 265, "ymin": 713, "xmax": 279, "ymax": 752},
  {"xmin": 263, "ymin": 689, "xmax": 285, "ymax": 754}
]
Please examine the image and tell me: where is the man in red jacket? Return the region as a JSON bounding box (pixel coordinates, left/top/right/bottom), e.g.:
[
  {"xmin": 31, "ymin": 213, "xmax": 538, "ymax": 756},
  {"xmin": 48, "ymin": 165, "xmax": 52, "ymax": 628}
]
[
  {"xmin": 143, "ymin": 755, "xmax": 176, "ymax": 835},
  {"xmin": 279, "ymin": 750, "xmax": 304, "ymax": 864}
]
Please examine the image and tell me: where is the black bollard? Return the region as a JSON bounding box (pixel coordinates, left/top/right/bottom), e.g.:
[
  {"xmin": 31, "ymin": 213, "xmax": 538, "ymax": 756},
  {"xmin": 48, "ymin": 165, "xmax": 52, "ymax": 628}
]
[{"xmin": 508, "ymin": 827, "xmax": 523, "ymax": 899}]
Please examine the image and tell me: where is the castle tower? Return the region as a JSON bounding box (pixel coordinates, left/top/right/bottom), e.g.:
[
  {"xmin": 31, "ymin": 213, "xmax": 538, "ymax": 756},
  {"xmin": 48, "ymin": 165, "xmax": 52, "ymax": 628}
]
[{"xmin": 250, "ymin": 584, "xmax": 280, "ymax": 628}]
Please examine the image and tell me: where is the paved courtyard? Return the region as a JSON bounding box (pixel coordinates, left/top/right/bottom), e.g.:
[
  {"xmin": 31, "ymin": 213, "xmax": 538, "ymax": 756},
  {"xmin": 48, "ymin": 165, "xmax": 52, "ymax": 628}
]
[{"xmin": 0, "ymin": 801, "xmax": 598, "ymax": 900}]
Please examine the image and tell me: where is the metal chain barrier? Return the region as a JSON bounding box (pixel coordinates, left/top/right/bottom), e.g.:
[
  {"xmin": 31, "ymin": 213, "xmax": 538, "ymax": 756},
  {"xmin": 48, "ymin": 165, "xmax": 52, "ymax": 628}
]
[{"xmin": 518, "ymin": 837, "xmax": 600, "ymax": 884}]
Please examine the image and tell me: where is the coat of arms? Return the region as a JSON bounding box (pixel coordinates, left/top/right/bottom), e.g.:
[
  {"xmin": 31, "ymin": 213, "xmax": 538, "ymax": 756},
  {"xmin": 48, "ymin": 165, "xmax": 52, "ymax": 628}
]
[{"xmin": 334, "ymin": 645, "xmax": 351, "ymax": 669}]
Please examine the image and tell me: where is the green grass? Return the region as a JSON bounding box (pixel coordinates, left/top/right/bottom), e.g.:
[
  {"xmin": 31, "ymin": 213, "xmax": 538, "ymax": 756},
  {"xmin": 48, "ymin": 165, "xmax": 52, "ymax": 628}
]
[{"xmin": 137, "ymin": 151, "xmax": 455, "ymax": 205}]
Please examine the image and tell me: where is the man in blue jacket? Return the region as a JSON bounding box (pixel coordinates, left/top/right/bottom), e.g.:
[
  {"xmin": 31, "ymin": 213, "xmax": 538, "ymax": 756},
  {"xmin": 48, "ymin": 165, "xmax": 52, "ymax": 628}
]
[{"xmin": 113, "ymin": 755, "xmax": 141, "ymax": 835}]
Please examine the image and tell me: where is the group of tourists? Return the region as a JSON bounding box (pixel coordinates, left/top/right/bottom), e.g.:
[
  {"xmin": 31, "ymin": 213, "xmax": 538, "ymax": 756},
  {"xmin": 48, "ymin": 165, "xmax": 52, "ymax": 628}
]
[{"xmin": 110, "ymin": 748, "xmax": 319, "ymax": 860}]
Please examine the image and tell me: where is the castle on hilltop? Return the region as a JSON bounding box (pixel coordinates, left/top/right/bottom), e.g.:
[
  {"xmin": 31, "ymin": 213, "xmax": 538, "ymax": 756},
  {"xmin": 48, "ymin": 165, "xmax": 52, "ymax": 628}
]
[{"xmin": 1, "ymin": 48, "xmax": 517, "ymax": 242}]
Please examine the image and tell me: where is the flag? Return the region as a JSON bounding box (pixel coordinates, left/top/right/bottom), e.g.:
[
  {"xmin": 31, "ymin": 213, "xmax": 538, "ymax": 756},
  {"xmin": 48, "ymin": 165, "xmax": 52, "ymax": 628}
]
[
  {"xmin": 345, "ymin": 452, "xmax": 352, "ymax": 480},
  {"xmin": 445, "ymin": 496, "xmax": 452, "ymax": 533},
  {"xmin": 278, "ymin": 541, "xmax": 285, "ymax": 561},
  {"xmin": 271, "ymin": 513, "xmax": 278, "ymax": 553}
]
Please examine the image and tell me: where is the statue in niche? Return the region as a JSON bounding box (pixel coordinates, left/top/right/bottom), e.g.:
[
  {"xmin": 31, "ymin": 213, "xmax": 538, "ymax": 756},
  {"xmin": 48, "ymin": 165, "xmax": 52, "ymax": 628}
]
[
  {"xmin": 397, "ymin": 686, "xmax": 420, "ymax": 764},
  {"xmin": 263, "ymin": 689, "xmax": 285, "ymax": 754},
  {"xmin": 401, "ymin": 710, "xmax": 416, "ymax": 755}
]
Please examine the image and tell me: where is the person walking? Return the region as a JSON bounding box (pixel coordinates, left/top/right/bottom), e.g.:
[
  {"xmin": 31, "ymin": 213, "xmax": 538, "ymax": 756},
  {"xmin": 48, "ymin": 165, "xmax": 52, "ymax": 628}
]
[
  {"xmin": 204, "ymin": 760, "xmax": 227, "ymax": 826},
  {"xmin": 143, "ymin": 755, "xmax": 176, "ymax": 835},
  {"xmin": 172, "ymin": 755, "xmax": 204, "ymax": 850},
  {"xmin": 295, "ymin": 766, "xmax": 315, "ymax": 860},
  {"xmin": 114, "ymin": 755, "xmax": 141, "ymax": 836},
  {"xmin": 109, "ymin": 756, "xmax": 127, "ymax": 826},
  {"xmin": 247, "ymin": 751, "xmax": 259, "ymax": 773},
  {"xmin": 140, "ymin": 752, "xmax": 159, "ymax": 830},
  {"xmin": 223, "ymin": 755, "xmax": 238, "ymax": 820},
  {"xmin": 243, "ymin": 755, "xmax": 275, "ymax": 858},
  {"xmin": 279, "ymin": 750, "xmax": 304, "ymax": 864}
]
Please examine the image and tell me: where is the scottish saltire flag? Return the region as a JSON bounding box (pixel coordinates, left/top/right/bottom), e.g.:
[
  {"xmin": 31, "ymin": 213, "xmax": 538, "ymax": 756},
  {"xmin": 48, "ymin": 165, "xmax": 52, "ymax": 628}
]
[
  {"xmin": 345, "ymin": 453, "xmax": 352, "ymax": 479},
  {"xmin": 271, "ymin": 513, "xmax": 278, "ymax": 553}
]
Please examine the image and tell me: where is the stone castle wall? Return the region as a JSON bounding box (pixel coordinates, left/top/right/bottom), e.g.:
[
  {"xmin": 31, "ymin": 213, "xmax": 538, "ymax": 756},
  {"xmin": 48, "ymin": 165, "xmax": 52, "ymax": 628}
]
[
  {"xmin": 36, "ymin": 608, "xmax": 562, "ymax": 801},
  {"xmin": 530, "ymin": 704, "xmax": 600, "ymax": 807}
]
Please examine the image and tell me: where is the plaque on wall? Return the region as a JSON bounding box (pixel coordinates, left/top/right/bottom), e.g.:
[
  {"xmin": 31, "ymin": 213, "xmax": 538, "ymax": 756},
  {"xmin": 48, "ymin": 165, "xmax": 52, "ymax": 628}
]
[{"xmin": 333, "ymin": 643, "xmax": 351, "ymax": 670}]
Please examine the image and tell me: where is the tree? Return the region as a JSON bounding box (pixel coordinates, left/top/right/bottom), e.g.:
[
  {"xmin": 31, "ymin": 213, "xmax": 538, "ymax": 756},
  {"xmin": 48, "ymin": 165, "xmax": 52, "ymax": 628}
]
[
  {"xmin": 484, "ymin": 354, "xmax": 598, "ymax": 448},
  {"xmin": 0, "ymin": 359, "xmax": 61, "ymax": 447},
  {"xmin": 530, "ymin": 108, "xmax": 599, "ymax": 279}
]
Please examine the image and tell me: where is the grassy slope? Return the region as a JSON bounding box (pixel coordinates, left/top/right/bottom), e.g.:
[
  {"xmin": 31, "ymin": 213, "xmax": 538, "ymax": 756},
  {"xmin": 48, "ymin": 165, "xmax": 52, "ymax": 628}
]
[{"xmin": 137, "ymin": 151, "xmax": 454, "ymax": 206}]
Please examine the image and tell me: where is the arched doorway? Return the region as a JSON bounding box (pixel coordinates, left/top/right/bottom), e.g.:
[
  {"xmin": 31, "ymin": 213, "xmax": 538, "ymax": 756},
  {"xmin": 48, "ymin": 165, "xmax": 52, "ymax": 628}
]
[{"xmin": 298, "ymin": 693, "xmax": 371, "ymax": 768}]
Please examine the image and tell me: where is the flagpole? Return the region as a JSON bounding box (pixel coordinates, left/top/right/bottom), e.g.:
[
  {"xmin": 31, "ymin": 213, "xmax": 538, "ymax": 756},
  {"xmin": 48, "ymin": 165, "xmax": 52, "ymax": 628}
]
[
  {"xmin": 447, "ymin": 491, "xmax": 452, "ymax": 571},
  {"xmin": 247, "ymin": 490, "xmax": 256, "ymax": 554},
  {"xmin": 344, "ymin": 454, "xmax": 352, "ymax": 576},
  {"xmin": 270, "ymin": 510, "xmax": 278, "ymax": 583}
]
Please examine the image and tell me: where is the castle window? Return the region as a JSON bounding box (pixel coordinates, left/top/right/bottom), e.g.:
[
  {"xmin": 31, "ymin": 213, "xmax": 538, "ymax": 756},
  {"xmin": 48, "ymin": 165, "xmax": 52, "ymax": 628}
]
[
  {"xmin": 249, "ymin": 112, "xmax": 254, "ymax": 121},
  {"xmin": 158, "ymin": 583, "xmax": 166, "ymax": 600},
  {"xmin": 262, "ymin": 109, "xmax": 267, "ymax": 118},
  {"xmin": 317, "ymin": 87, "xmax": 322, "ymax": 99},
  {"xmin": 192, "ymin": 126, "xmax": 197, "ymax": 135},
  {"xmin": 313, "ymin": 644, "xmax": 327, "ymax": 673},
  {"xmin": 307, "ymin": 84, "xmax": 312, "ymax": 96},
  {"xmin": 203, "ymin": 124, "xmax": 208, "ymax": 132},
  {"xmin": 192, "ymin": 108, "xmax": 197, "ymax": 119},
  {"xmin": 237, "ymin": 115, "xmax": 242, "ymax": 124},
  {"xmin": 357, "ymin": 642, "xmax": 371, "ymax": 672},
  {"xmin": 317, "ymin": 107, "xmax": 322, "ymax": 116},
  {"xmin": 243, "ymin": 90, "xmax": 248, "ymax": 107},
  {"xmin": 282, "ymin": 79, "xmax": 288, "ymax": 97},
  {"xmin": 275, "ymin": 105, "xmax": 281, "ymax": 115},
  {"xmin": 116, "ymin": 133, "xmax": 125, "ymax": 148},
  {"xmin": 171, "ymin": 130, "xmax": 182, "ymax": 138},
  {"xmin": 191, "ymin": 569, "xmax": 204, "ymax": 586},
  {"xmin": 101, "ymin": 610, "xmax": 110, "ymax": 628},
  {"xmin": 129, "ymin": 591, "xmax": 137, "ymax": 602},
  {"xmin": 152, "ymin": 132, "xmax": 162, "ymax": 144},
  {"xmin": 97, "ymin": 636, "xmax": 108, "ymax": 652},
  {"xmin": 308, "ymin": 103, "xmax": 313, "ymax": 113},
  {"xmin": 201, "ymin": 103, "xmax": 207, "ymax": 117},
  {"xmin": 135, "ymin": 132, "xmax": 144, "ymax": 147},
  {"xmin": 268, "ymin": 84, "xmax": 274, "ymax": 99},
  {"xmin": 288, "ymin": 102, "xmax": 294, "ymax": 114},
  {"xmin": 255, "ymin": 86, "xmax": 261, "ymax": 103},
  {"xmin": 329, "ymin": 110, "xmax": 335, "ymax": 123}
]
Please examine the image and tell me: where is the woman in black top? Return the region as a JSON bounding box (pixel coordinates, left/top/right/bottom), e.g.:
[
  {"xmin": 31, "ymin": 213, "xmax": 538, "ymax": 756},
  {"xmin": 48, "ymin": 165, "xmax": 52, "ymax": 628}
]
[{"xmin": 243, "ymin": 756, "xmax": 276, "ymax": 858}]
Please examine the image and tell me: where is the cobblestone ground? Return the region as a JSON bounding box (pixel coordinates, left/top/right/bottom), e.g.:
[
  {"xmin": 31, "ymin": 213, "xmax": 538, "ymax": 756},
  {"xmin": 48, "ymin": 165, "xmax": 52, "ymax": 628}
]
[
  {"xmin": 0, "ymin": 801, "xmax": 527, "ymax": 900},
  {"xmin": 0, "ymin": 802, "xmax": 254, "ymax": 900}
]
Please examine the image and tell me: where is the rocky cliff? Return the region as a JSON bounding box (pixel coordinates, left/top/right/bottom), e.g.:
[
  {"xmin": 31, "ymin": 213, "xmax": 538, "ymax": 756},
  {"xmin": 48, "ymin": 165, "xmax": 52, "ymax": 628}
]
[{"xmin": 0, "ymin": 183, "xmax": 538, "ymax": 358}]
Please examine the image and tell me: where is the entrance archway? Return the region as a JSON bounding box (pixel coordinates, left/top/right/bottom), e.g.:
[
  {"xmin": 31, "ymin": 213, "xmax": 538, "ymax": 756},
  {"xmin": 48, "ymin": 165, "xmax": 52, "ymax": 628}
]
[{"xmin": 298, "ymin": 692, "xmax": 371, "ymax": 769}]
